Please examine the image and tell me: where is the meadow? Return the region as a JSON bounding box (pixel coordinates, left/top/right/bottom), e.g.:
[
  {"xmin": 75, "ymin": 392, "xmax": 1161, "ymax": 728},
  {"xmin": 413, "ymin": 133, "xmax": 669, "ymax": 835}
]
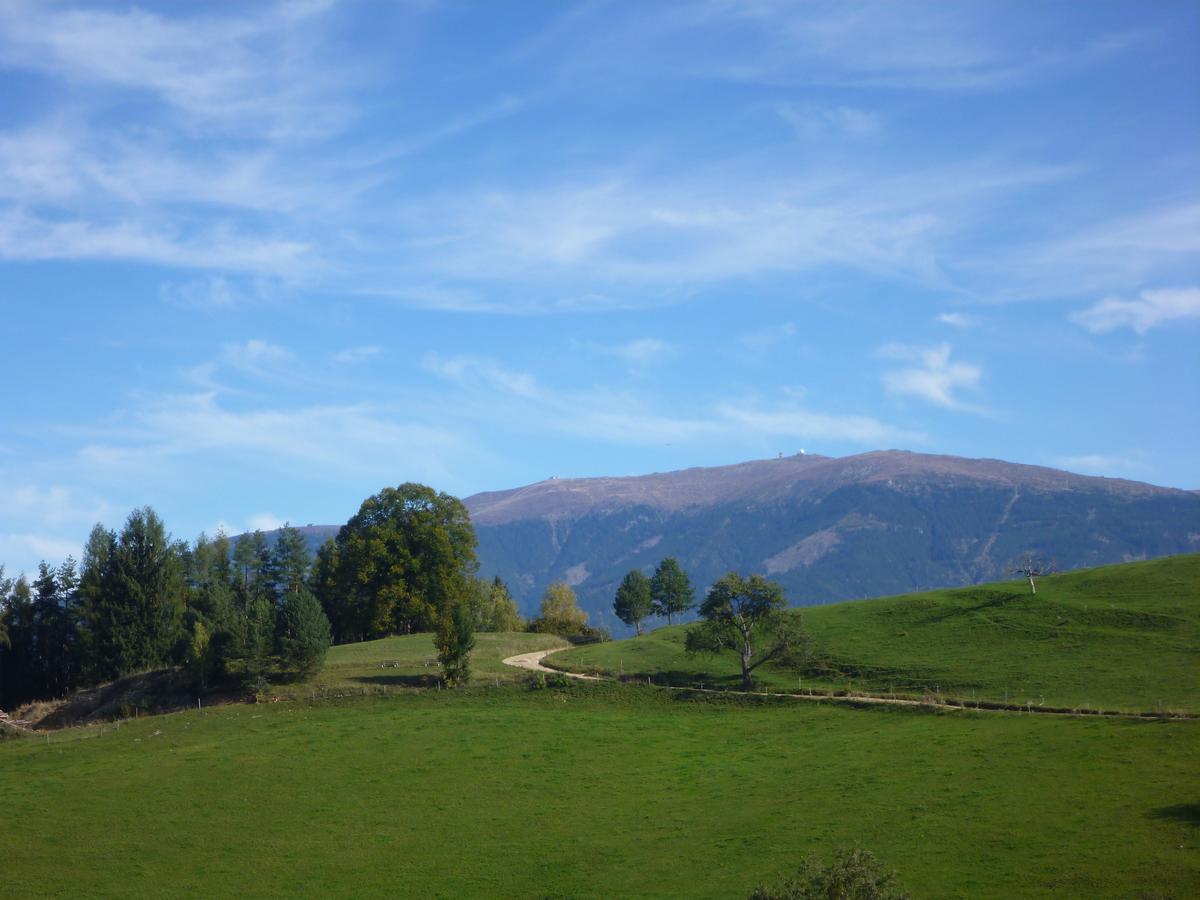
[
  {"xmin": 2, "ymin": 556, "xmax": 1197, "ymax": 898},
  {"xmin": 2, "ymin": 677, "xmax": 1196, "ymax": 898},
  {"xmin": 550, "ymin": 555, "xmax": 1200, "ymax": 713}
]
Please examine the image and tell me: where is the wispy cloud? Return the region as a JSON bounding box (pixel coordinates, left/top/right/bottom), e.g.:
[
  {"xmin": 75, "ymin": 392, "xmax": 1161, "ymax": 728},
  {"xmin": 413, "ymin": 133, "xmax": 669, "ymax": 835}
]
[
  {"xmin": 332, "ymin": 346, "xmax": 383, "ymax": 366},
  {"xmin": 1057, "ymin": 453, "xmax": 1146, "ymax": 479},
  {"xmin": 423, "ymin": 352, "xmax": 916, "ymax": 447},
  {"xmin": 879, "ymin": 342, "xmax": 983, "ymax": 411},
  {"xmin": 935, "ymin": 312, "xmax": 978, "ymax": 328},
  {"xmin": 1070, "ymin": 287, "xmax": 1200, "ymax": 334},
  {"xmin": 0, "ymin": 0, "xmax": 346, "ymax": 137},
  {"xmin": 596, "ymin": 338, "xmax": 676, "ymax": 366},
  {"xmin": 739, "ymin": 322, "xmax": 797, "ymax": 350}
]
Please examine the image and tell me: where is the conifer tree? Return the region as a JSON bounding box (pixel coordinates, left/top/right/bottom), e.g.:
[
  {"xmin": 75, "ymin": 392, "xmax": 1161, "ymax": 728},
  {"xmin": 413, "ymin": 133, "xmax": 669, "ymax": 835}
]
[
  {"xmin": 435, "ymin": 595, "xmax": 475, "ymax": 686},
  {"xmin": 276, "ymin": 584, "xmax": 331, "ymax": 678}
]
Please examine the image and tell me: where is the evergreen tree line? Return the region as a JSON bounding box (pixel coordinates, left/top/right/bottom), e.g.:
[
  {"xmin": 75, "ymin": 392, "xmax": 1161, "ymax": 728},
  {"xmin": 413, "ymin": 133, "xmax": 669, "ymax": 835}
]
[{"xmin": 0, "ymin": 507, "xmax": 332, "ymax": 709}]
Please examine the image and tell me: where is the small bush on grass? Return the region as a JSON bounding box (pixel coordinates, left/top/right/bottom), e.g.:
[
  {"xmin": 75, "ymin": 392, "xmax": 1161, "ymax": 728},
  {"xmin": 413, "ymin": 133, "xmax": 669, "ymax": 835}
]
[{"xmin": 749, "ymin": 846, "xmax": 910, "ymax": 900}]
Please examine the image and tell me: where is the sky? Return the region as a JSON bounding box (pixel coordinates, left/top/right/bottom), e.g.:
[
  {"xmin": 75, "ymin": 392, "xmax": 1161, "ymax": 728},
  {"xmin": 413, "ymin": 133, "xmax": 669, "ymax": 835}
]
[{"xmin": 1, "ymin": 0, "xmax": 1198, "ymax": 576}]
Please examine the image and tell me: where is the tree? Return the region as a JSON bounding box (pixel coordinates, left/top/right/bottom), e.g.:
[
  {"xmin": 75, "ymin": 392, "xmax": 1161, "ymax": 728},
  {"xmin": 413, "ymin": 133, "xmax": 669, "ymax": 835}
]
[
  {"xmin": 685, "ymin": 572, "xmax": 807, "ymax": 690},
  {"xmin": 1012, "ymin": 554, "xmax": 1054, "ymax": 595},
  {"xmin": 613, "ymin": 569, "xmax": 653, "ymax": 635},
  {"xmin": 77, "ymin": 508, "xmax": 187, "ymax": 680},
  {"xmin": 276, "ymin": 585, "xmax": 332, "ymax": 678},
  {"xmin": 435, "ymin": 595, "xmax": 476, "ymax": 686},
  {"xmin": 318, "ymin": 484, "xmax": 478, "ymax": 641},
  {"xmin": 471, "ymin": 576, "xmax": 523, "ymax": 632},
  {"xmin": 270, "ymin": 523, "xmax": 311, "ymax": 601},
  {"xmin": 651, "ymin": 557, "xmax": 694, "ymax": 625},
  {"xmin": 538, "ymin": 582, "xmax": 587, "ymax": 635},
  {"xmin": 748, "ymin": 846, "xmax": 910, "ymax": 900}
]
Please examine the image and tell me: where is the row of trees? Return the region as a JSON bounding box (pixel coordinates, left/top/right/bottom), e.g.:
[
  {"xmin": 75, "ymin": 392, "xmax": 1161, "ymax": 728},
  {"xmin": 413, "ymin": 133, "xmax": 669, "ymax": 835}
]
[
  {"xmin": 0, "ymin": 508, "xmax": 333, "ymax": 709},
  {"xmin": 611, "ymin": 556, "xmax": 807, "ymax": 689},
  {"xmin": 612, "ymin": 557, "xmax": 695, "ymax": 635}
]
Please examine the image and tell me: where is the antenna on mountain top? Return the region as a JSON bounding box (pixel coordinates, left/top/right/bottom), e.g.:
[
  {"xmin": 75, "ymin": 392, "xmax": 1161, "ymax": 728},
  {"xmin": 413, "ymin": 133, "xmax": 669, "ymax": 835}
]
[{"xmin": 799, "ymin": 449, "xmax": 806, "ymax": 455}]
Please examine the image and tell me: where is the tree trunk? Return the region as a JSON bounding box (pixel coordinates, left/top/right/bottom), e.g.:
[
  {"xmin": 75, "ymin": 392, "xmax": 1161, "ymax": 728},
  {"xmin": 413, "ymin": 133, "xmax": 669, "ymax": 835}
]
[
  {"xmin": 635, "ymin": 621, "xmax": 643, "ymax": 636},
  {"xmin": 741, "ymin": 645, "xmax": 753, "ymax": 691},
  {"xmin": 1028, "ymin": 575, "xmax": 1036, "ymax": 595}
]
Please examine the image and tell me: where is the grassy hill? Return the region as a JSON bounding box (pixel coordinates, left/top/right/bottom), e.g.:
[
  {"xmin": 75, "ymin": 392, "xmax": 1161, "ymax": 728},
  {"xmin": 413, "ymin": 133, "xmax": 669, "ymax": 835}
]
[
  {"xmin": 549, "ymin": 555, "xmax": 1200, "ymax": 713},
  {"xmin": 3, "ymin": 562, "xmax": 1197, "ymax": 897},
  {"xmin": 1, "ymin": 673, "xmax": 1196, "ymax": 897}
]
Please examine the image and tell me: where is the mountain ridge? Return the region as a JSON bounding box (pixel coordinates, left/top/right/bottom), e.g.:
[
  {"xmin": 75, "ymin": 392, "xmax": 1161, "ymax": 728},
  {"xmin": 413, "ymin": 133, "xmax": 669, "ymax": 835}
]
[{"xmin": 246, "ymin": 450, "xmax": 1200, "ymax": 629}]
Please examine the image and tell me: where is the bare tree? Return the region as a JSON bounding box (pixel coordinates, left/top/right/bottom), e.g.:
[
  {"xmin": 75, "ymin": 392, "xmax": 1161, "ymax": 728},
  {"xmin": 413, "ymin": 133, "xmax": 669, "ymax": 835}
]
[{"xmin": 1012, "ymin": 555, "xmax": 1054, "ymax": 595}]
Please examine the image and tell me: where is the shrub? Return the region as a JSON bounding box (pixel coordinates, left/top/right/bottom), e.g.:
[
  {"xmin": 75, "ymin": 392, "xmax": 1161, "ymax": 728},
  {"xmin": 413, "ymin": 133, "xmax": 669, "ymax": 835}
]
[{"xmin": 748, "ymin": 847, "xmax": 910, "ymax": 900}]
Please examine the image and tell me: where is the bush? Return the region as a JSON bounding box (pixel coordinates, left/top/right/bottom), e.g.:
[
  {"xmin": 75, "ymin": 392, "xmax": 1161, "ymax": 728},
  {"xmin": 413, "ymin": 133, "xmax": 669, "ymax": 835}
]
[{"xmin": 748, "ymin": 847, "xmax": 910, "ymax": 900}]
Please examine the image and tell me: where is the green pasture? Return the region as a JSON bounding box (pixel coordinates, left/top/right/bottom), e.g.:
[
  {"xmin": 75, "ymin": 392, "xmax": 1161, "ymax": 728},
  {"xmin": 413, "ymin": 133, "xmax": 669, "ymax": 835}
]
[
  {"xmin": 550, "ymin": 555, "xmax": 1200, "ymax": 713},
  {"xmin": 2, "ymin": 678, "xmax": 1196, "ymax": 898},
  {"xmin": 292, "ymin": 631, "xmax": 567, "ymax": 694}
]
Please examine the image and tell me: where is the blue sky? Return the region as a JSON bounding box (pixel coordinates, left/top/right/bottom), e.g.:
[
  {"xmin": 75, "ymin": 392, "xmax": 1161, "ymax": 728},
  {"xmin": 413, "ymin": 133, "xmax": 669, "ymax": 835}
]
[{"xmin": 2, "ymin": 0, "xmax": 1198, "ymax": 575}]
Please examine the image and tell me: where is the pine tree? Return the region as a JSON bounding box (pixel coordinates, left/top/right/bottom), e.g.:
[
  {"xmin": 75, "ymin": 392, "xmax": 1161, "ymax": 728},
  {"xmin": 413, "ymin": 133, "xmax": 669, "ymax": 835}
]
[
  {"xmin": 435, "ymin": 595, "xmax": 475, "ymax": 686},
  {"xmin": 277, "ymin": 584, "xmax": 331, "ymax": 678}
]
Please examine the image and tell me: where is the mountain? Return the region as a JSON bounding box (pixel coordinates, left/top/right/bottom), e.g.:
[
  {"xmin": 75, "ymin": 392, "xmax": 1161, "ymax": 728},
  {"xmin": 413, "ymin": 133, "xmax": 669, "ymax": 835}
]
[
  {"xmin": 248, "ymin": 450, "xmax": 1200, "ymax": 632},
  {"xmin": 462, "ymin": 451, "xmax": 1200, "ymax": 630}
]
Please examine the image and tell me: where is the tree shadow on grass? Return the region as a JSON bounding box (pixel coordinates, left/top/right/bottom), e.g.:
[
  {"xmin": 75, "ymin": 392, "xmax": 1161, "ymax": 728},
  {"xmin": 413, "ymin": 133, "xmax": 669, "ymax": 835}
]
[
  {"xmin": 350, "ymin": 674, "xmax": 439, "ymax": 688},
  {"xmin": 913, "ymin": 591, "xmax": 1024, "ymax": 626},
  {"xmin": 1147, "ymin": 803, "xmax": 1200, "ymax": 827}
]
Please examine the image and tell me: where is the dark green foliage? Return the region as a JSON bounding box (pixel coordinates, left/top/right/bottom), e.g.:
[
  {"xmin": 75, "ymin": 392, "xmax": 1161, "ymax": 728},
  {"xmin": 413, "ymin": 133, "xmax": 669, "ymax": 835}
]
[
  {"xmin": 78, "ymin": 507, "xmax": 187, "ymax": 681},
  {"xmin": 317, "ymin": 484, "xmax": 478, "ymax": 641},
  {"xmin": 434, "ymin": 596, "xmax": 476, "ymax": 686},
  {"xmin": 749, "ymin": 847, "xmax": 910, "ymax": 900},
  {"xmin": 686, "ymin": 572, "xmax": 807, "ymax": 689},
  {"xmin": 270, "ymin": 524, "xmax": 312, "ymax": 599},
  {"xmin": 613, "ymin": 569, "xmax": 653, "ymax": 635},
  {"xmin": 276, "ymin": 585, "xmax": 332, "ymax": 678},
  {"xmin": 650, "ymin": 557, "xmax": 694, "ymax": 625}
]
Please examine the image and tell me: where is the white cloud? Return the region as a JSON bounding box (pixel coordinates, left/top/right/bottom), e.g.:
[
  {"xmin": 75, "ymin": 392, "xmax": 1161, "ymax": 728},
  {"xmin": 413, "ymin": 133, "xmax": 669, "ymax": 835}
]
[
  {"xmin": 777, "ymin": 103, "xmax": 881, "ymax": 138},
  {"xmin": 0, "ymin": 484, "xmax": 109, "ymax": 527},
  {"xmin": 332, "ymin": 346, "xmax": 383, "ymax": 365},
  {"xmin": 739, "ymin": 322, "xmax": 797, "ymax": 350},
  {"xmin": 879, "ymin": 342, "xmax": 983, "ymax": 411},
  {"xmin": 0, "ymin": 533, "xmax": 83, "ymax": 573},
  {"xmin": 423, "ymin": 352, "xmax": 915, "ymax": 447},
  {"xmin": 598, "ymin": 338, "xmax": 676, "ymax": 366},
  {"xmin": 247, "ymin": 513, "xmax": 284, "ymax": 533},
  {"xmin": 0, "ymin": 0, "xmax": 345, "ymax": 137},
  {"xmin": 935, "ymin": 312, "xmax": 978, "ymax": 328},
  {"xmin": 1070, "ymin": 287, "xmax": 1200, "ymax": 334},
  {"xmin": 77, "ymin": 392, "xmax": 467, "ymax": 484},
  {"xmin": 1058, "ymin": 453, "xmax": 1145, "ymax": 478}
]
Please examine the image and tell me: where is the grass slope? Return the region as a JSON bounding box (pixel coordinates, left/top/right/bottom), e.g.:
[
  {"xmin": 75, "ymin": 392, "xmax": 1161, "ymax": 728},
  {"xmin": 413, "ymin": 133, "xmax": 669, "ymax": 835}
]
[
  {"xmin": 550, "ymin": 555, "xmax": 1200, "ymax": 712},
  {"xmin": 1, "ymin": 682, "xmax": 1196, "ymax": 898}
]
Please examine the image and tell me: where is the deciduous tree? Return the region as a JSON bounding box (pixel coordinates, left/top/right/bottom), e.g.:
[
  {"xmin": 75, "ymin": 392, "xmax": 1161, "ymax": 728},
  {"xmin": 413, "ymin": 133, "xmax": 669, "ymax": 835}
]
[
  {"xmin": 651, "ymin": 557, "xmax": 694, "ymax": 625},
  {"xmin": 685, "ymin": 572, "xmax": 807, "ymax": 690},
  {"xmin": 538, "ymin": 582, "xmax": 587, "ymax": 635},
  {"xmin": 613, "ymin": 569, "xmax": 653, "ymax": 635},
  {"xmin": 318, "ymin": 484, "xmax": 478, "ymax": 640}
]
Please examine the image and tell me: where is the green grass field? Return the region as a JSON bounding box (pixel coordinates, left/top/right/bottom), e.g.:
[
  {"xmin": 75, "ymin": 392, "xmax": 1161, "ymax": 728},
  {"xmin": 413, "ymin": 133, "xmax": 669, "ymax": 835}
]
[
  {"xmin": 294, "ymin": 630, "xmax": 568, "ymax": 694},
  {"xmin": 2, "ymin": 678, "xmax": 1196, "ymax": 898},
  {"xmin": 550, "ymin": 555, "xmax": 1200, "ymax": 713},
  {"xmin": 3, "ymin": 557, "xmax": 1197, "ymax": 897}
]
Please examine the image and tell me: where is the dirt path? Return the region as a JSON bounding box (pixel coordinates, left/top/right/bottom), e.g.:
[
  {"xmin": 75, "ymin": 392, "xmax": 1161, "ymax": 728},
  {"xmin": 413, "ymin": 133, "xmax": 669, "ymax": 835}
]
[
  {"xmin": 502, "ymin": 649, "xmax": 603, "ymax": 680},
  {"xmin": 502, "ymin": 648, "xmax": 1194, "ymax": 720}
]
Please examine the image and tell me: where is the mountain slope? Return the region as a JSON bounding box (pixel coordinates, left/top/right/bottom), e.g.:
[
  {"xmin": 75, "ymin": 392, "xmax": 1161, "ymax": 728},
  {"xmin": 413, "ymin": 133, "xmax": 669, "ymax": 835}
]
[{"xmin": 463, "ymin": 451, "xmax": 1200, "ymax": 628}]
